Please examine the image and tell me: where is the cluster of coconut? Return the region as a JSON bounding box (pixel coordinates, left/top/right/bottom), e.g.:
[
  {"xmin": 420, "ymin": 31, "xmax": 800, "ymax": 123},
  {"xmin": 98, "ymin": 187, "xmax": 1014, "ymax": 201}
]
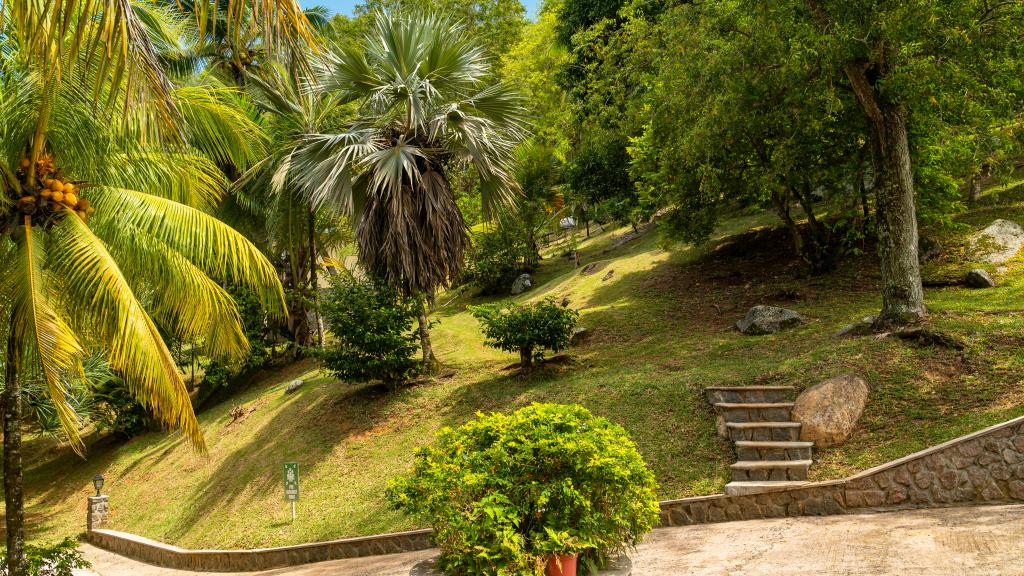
[{"xmin": 14, "ymin": 156, "xmax": 95, "ymax": 223}]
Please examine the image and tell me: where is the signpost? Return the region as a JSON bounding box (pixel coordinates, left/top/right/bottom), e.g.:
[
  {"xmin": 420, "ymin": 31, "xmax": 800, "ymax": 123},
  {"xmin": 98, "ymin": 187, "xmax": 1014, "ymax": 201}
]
[{"xmin": 284, "ymin": 462, "xmax": 299, "ymax": 521}]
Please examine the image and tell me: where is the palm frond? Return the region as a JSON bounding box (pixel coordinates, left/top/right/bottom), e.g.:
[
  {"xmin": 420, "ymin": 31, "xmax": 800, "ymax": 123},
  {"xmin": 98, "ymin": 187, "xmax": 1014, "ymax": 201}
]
[
  {"xmin": 89, "ymin": 186, "xmax": 287, "ymax": 316},
  {"xmin": 112, "ymin": 224, "xmax": 250, "ymax": 362},
  {"xmin": 8, "ymin": 218, "xmax": 85, "ymax": 452},
  {"xmin": 94, "ymin": 151, "xmax": 228, "ymax": 211},
  {"xmin": 49, "ymin": 214, "xmax": 205, "ymax": 450},
  {"xmin": 176, "ymin": 85, "xmax": 268, "ymax": 169}
]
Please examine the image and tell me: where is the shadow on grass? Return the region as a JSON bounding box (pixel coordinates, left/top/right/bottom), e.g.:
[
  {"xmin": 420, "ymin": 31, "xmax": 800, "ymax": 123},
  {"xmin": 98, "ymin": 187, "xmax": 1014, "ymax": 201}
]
[{"xmin": 155, "ymin": 377, "xmax": 407, "ymax": 543}]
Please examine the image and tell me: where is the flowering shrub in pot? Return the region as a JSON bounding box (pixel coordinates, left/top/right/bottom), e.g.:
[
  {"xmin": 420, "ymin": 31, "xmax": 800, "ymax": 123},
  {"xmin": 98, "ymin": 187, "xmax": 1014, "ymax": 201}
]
[{"xmin": 387, "ymin": 403, "xmax": 660, "ymax": 575}]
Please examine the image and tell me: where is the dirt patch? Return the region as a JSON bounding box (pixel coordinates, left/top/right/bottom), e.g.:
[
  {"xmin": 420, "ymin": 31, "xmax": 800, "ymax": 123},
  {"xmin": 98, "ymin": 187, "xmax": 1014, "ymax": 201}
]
[{"xmin": 633, "ymin": 225, "xmax": 881, "ymax": 333}]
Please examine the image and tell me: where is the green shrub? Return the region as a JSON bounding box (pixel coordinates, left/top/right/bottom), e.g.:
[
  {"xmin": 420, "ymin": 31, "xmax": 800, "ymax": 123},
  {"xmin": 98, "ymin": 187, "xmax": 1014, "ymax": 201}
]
[
  {"xmin": 0, "ymin": 538, "xmax": 90, "ymax": 576},
  {"xmin": 387, "ymin": 403, "xmax": 660, "ymax": 576},
  {"xmin": 465, "ymin": 223, "xmax": 537, "ymax": 295},
  {"xmin": 319, "ymin": 274, "xmax": 420, "ymax": 386},
  {"xmin": 470, "ymin": 299, "xmax": 579, "ymax": 373}
]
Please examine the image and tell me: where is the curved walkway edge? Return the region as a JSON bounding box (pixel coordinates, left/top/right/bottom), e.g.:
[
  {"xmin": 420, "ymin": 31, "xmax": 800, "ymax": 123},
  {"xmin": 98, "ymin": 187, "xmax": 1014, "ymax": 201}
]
[
  {"xmin": 87, "ymin": 415, "xmax": 1024, "ymax": 572},
  {"xmin": 80, "ymin": 505, "xmax": 1024, "ymax": 576}
]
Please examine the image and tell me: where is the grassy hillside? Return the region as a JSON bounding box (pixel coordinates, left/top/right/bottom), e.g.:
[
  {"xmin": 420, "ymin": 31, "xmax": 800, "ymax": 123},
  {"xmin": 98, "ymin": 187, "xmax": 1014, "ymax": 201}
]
[{"xmin": 13, "ymin": 191, "xmax": 1024, "ymax": 549}]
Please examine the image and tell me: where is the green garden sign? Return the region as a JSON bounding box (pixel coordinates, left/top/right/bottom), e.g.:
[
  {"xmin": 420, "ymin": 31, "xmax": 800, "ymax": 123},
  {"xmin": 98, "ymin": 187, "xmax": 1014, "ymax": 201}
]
[{"xmin": 284, "ymin": 462, "xmax": 299, "ymax": 520}]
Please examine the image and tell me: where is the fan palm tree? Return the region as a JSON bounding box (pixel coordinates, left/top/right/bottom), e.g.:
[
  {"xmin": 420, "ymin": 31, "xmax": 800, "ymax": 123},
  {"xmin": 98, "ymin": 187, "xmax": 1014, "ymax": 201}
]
[
  {"xmin": 281, "ymin": 12, "xmax": 528, "ymax": 368},
  {"xmin": 0, "ymin": 3, "xmax": 308, "ymax": 575}
]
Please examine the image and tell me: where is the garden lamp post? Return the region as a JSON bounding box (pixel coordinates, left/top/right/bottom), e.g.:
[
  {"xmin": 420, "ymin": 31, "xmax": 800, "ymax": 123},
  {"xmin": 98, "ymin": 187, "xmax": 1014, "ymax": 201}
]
[{"xmin": 92, "ymin": 474, "xmax": 105, "ymax": 497}]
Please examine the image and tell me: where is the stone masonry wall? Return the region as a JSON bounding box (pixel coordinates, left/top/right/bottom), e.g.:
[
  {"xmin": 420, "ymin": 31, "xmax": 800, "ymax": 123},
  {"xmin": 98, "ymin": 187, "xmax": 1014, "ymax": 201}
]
[
  {"xmin": 86, "ymin": 528, "xmax": 434, "ymax": 572},
  {"xmin": 659, "ymin": 415, "xmax": 1024, "ymax": 527},
  {"xmin": 88, "ymin": 416, "xmax": 1024, "ymax": 571}
]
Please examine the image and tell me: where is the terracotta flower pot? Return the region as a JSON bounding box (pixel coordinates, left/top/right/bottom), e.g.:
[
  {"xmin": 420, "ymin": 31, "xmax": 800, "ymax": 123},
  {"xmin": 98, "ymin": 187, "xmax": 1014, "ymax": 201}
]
[{"xmin": 546, "ymin": 554, "xmax": 577, "ymax": 576}]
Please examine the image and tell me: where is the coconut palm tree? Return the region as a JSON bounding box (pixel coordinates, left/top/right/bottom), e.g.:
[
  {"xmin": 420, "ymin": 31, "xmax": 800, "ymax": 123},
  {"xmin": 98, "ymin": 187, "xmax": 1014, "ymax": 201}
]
[
  {"xmin": 281, "ymin": 12, "xmax": 528, "ymax": 368},
  {"xmin": 0, "ymin": 3, "xmax": 308, "ymax": 574}
]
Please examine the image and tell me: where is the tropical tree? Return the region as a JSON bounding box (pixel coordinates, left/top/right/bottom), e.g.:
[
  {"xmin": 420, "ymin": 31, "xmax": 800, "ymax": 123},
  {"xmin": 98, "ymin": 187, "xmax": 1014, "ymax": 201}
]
[
  {"xmin": 0, "ymin": 2, "xmax": 306, "ymax": 575},
  {"xmin": 280, "ymin": 12, "xmax": 528, "ymax": 370},
  {"xmin": 234, "ymin": 62, "xmax": 354, "ymax": 352},
  {"xmin": 779, "ymin": 0, "xmax": 1024, "ymax": 326}
]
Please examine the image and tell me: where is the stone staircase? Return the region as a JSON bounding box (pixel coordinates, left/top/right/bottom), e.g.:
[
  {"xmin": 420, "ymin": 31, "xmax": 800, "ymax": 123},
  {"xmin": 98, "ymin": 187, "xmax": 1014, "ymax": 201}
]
[{"xmin": 705, "ymin": 386, "xmax": 813, "ymax": 496}]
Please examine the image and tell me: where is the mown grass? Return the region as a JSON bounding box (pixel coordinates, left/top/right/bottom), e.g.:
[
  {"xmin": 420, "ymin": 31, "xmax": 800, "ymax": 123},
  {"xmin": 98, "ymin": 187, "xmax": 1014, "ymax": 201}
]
[{"xmin": 13, "ymin": 194, "xmax": 1024, "ymax": 549}]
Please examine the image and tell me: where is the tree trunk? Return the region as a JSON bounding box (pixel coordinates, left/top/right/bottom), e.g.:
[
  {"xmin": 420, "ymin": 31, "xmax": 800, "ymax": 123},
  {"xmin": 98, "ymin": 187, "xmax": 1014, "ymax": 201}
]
[
  {"xmin": 967, "ymin": 164, "xmax": 989, "ymax": 206},
  {"xmin": 844, "ymin": 61, "xmax": 926, "ymax": 327},
  {"xmin": 308, "ymin": 209, "xmax": 324, "ymax": 349},
  {"xmin": 771, "ymin": 188, "xmax": 805, "ymax": 259},
  {"xmin": 793, "ymin": 182, "xmax": 830, "ymax": 273},
  {"xmin": 4, "ymin": 318, "xmax": 26, "ymax": 576},
  {"xmin": 520, "ymin": 346, "xmax": 534, "ymax": 374},
  {"xmin": 418, "ymin": 296, "xmax": 438, "ymax": 374}
]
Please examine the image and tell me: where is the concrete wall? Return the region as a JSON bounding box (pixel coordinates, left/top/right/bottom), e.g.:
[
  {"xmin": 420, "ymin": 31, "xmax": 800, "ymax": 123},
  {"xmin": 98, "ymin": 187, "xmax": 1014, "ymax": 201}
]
[
  {"xmin": 660, "ymin": 415, "xmax": 1024, "ymax": 527},
  {"xmin": 88, "ymin": 416, "xmax": 1024, "ymax": 572},
  {"xmin": 86, "ymin": 528, "xmax": 433, "ymax": 572}
]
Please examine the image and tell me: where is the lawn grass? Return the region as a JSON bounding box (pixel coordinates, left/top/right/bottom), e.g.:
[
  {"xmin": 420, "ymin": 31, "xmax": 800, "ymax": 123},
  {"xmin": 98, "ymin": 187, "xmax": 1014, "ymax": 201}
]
[{"xmin": 13, "ymin": 196, "xmax": 1024, "ymax": 549}]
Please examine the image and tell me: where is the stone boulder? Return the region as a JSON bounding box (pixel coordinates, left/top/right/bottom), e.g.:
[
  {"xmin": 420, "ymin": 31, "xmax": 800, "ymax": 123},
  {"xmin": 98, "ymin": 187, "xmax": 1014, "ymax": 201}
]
[
  {"xmin": 835, "ymin": 316, "xmax": 876, "ymax": 338},
  {"xmin": 735, "ymin": 306, "xmax": 807, "ymax": 335},
  {"xmin": 284, "ymin": 379, "xmax": 303, "ymax": 395},
  {"xmin": 510, "ymin": 273, "xmax": 533, "ymax": 295},
  {"xmin": 570, "ymin": 327, "xmax": 590, "ymax": 344},
  {"xmin": 965, "ymin": 268, "xmax": 996, "ymax": 288},
  {"xmin": 792, "ymin": 374, "xmax": 869, "ymax": 448},
  {"xmin": 969, "ymin": 219, "xmax": 1024, "ymax": 264}
]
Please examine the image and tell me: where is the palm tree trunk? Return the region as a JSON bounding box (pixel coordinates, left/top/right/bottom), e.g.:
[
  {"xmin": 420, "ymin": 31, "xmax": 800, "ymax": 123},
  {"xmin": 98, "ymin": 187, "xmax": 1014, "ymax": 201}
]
[
  {"xmin": 4, "ymin": 316, "xmax": 27, "ymax": 576},
  {"xmin": 418, "ymin": 296, "xmax": 438, "ymax": 374},
  {"xmin": 308, "ymin": 209, "xmax": 324, "ymax": 348}
]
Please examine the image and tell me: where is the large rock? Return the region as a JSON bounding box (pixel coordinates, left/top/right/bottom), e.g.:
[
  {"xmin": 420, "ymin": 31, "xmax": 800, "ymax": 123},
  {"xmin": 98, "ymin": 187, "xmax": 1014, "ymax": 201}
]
[
  {"xmin": 792, "ymin": 374, "xmax": 869, "ymax": 448},
  {"xmin": 284, "ymin": 379, "xmax": 304, "ymax": 395},
  {"xmin": 735, "ymin": 306, "xmax": 807, "ymax": 335},
  {"xmin": 965, "ymin": 268, "xmax": 996, "ymax": 288},
  {"xmin": 969, "ymin": 219, "xmax": 1024, "ymax": 264},
  {"xmin": 510, "ymin": 273, "xmax": 533, "ymax": 295}
]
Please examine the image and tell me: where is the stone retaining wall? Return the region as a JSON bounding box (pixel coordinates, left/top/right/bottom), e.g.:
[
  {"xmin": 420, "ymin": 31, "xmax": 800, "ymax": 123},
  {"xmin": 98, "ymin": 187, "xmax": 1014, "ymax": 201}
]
[
  {"xmin": 659, "ymin": 415, "xmax": 1024, "ymax": 527},
  {"xmin": 88, "ymin": 415, "xmax": 1024, "ymax": 571},
  {"xmin": 86, "ymin": 527, "xmax": 433, "ymax": 572}
]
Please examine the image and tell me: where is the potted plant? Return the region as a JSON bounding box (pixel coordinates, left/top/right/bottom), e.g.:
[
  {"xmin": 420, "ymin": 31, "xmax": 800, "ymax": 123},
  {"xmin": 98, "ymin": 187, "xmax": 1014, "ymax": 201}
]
[
  {"xmin": 539, "ymin": 529, "xmax": 585, "ymax": 576},
  {"xmin": 387, "ymin": 403, "xmax": 661, "ymax": 575}
]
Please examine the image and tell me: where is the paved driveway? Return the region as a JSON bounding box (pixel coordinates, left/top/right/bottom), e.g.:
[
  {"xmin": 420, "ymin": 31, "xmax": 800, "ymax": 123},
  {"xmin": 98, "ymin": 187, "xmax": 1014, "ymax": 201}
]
[{"xmin": 79, "ymin": 504, "xmax": 1024, "ymax": 576}]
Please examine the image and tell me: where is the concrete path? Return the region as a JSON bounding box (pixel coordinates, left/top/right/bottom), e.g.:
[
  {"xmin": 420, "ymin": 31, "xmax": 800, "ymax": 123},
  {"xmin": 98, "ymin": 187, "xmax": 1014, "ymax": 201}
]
[{"xmin": 78, "ymin": 504, "xmax": 1024, "ymax": 576}]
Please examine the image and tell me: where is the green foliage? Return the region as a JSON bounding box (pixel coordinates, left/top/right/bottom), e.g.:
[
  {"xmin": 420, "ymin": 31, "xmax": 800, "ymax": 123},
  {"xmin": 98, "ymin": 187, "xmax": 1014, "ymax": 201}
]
[
  {"xmin": 387, "ymin": 403, "xmax": 661, "ymax": 576},
  {"xmin": 555, "ymin": 0, "xmax": 625, "ymax": 46},
  {"xmin": 90, "ymin": 369, "xmax": 156, "ymax": 440},
  {"xmin": 470, "ymin": 299, "xmax": 579, "ymax": 371},
  {"xmin": 565, "ymin": 138, "xmax": 641, "ymax": 228},
  {"xmin": 0, "ymin": 538, "xmax": 89, "ymax": 576},
  {"xmin": 353, "ymin": 0, "xmax": 527, "ymax": 60},
  {"xmin": 194, "ymin": 286, "xmax": 276, "ymax": 408},
  {"xmin": 465, "ymin": 224, "xmax": 537, "ymax": 295},
  {"xmin": 320, "ymin": 274, "xmax": 421, "ymax": 386},
  {"xmin": 502, "ymin": 12, "xmax": 571, "ymax": 155}
]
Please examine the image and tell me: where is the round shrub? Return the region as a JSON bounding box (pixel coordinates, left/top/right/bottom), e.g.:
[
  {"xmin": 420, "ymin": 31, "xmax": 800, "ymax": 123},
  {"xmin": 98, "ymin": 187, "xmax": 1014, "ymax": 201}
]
[
  {"xmin": 387, "ymin": 403, "xmax": 660, "ymax": 576},
  {"xmin": 470, "ymin": 298, "xmax": 579, "ymax": 373},
  {"xmin": 319, "ymin": 273, "xmax": 420, "ymax": 386}
]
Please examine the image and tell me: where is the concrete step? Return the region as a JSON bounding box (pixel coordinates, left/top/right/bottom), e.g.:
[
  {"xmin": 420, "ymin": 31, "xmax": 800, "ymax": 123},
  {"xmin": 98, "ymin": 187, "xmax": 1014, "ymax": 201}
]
[
  {"xmin": 714, "ymin": 402, "xmax": 795, "ymax": 423},
  {"xmin": 730, "ymin": 459, "xmax": 811, "ymax": 482},
  {"xmin": 705, "ymin": 386, "xmax": 796, "ymax": 405},
  {"xmin": 726, "ymin": 422, "xmax": 802, "ymax": 442},
  {"xmin": 735, "ymin": 440, "xmax": 813, "ymax": 462},
  {"xmin": 724, "ymin": 480, "xmax": 810, "ymax": 496}
]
